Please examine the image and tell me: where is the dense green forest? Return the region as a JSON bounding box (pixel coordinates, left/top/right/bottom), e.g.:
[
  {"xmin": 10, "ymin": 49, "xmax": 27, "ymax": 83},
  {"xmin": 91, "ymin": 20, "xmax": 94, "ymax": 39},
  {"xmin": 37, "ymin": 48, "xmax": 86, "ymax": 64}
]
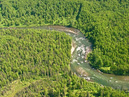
[
  {"xmin": 14, "ymin": 76, "xmax": 129, "ymax": 97},
  {"xmin": 1, "ymin": 29, "xmax": 128, "ymax": 96},
  {"xmin": 0, "ymin": 29, "xmax": 72, "ymax": 96},
  {"xmin": 0, "ymin": 29, "xmax": 71, "ymax": 87},
  {"xmin": 0, "ymin": 0, "xmax": 129, "ymax": 96},
  {"xmin": 0, "ymin": 0, "xmax": 129, "ymax": 75}
]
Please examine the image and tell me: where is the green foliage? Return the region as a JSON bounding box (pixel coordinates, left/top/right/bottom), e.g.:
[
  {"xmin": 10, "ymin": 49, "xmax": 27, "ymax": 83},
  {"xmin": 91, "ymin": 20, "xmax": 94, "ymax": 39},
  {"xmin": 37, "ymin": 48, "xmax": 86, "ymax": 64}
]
[
  {"xmin": 1, "ymin": 0, "xmax": 129, "ymax": 75},
  {"xmin": 0, "ymin": 0, "xmax": 129, "ymax": 96},
  {"xmin": 79, "ymin": 1, "xmax": 129, "ymax": 75},
  {"xmin": 0, "ymin": 29, "xmax": 71, "ymax": 88},
  {"xmin": 14, "ymin": 75, "xmax": 129, "ymax": 97},
  {"xmin": 0, "ymin": 29, "xmax": 129, "ymax": 97},
  {"xmin": 99, "ymin": 67, "xmax": 110, "ymax": 73}
]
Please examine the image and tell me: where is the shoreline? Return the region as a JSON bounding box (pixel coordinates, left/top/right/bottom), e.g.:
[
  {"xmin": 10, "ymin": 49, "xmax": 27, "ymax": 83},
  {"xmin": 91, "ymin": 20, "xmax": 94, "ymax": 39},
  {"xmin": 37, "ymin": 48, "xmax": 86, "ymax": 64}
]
[
  {"xmin": 85, "ymin": 46, "xmax": 92, "ymax": 62},
  {"xmin": 71, "ymin": 41, "xmax": 76, "ymax": 54}
]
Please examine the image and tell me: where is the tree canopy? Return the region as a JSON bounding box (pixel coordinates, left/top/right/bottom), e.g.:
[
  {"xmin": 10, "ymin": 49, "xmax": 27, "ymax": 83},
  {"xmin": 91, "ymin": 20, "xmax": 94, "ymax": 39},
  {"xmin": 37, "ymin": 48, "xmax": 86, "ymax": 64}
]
[
  {"xmin": 0, "ymin": 0, "xmax": 129, "ymax": 96},
  {"xmin": 0, "ymin": 0, "xmax": 129, "ymax": 75}
]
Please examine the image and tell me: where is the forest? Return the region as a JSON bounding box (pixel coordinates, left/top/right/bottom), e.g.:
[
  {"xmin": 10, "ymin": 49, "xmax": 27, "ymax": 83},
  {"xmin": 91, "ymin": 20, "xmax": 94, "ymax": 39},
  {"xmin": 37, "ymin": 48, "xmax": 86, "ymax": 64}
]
[
  {"xmin": 0, "ymin": 29, "xmax": 71, "ymax": 87},
  {"xmin": 0, "ymin": 29, "xmax": 128, "ymax": 96},
  {"xmin": 0, "ymin": 29, "xmax": 128, "ymax": 97},
  {"xmin": 0, "ymin": 0, "xmax": 129, "ymax": 75},
  {"xmin": 0, "ymin": 0, "xmax": 129, "ymax": 96}
]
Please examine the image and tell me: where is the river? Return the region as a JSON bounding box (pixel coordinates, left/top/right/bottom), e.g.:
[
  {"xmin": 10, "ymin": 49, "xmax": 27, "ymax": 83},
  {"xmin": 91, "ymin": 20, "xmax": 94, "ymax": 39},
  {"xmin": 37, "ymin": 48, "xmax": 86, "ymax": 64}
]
[{"xmin": 1, "ymin": 25, "xmax": 129, "ymax": 90}]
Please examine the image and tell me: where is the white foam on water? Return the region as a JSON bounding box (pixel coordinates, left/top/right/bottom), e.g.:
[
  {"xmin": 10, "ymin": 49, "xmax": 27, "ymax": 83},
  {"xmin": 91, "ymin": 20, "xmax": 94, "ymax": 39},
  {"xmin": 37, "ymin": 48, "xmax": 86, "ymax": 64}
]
[
  {"xmin": 81, "ymin": 56, "xmax": 84, "ymax": 58},
  {"xmin": 81, "ymin": 61, "xmax": 83, "ymax": 64},
  {"xmin": 72, "ymin": 59, "xmax": 77, "ymax": 63}
]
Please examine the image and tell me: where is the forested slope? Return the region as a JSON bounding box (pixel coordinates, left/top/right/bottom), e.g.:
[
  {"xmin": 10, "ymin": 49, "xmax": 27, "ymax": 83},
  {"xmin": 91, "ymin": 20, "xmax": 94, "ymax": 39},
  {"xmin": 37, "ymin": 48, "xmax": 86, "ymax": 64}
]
[
  {"xmin": 14, "ymin": 76, "xmax": 129, "ymax": 97},
  {"xmin": 0, "ymin": 0, "xmax": 129, "ymax": 96},
  {"xmin": 0, "ymin": 29, "xmax": 128, "ymax": 97},
  {"xmin": 0, "ymin": 29, "xmax": 71, "ymax": 87},
  {"xmin": 0, "ymin": 29, "xmax": 72, "ymax": 96},
  {"xmin": 0, "ymin": 0, "xmax": 129, "ymax": 75}
]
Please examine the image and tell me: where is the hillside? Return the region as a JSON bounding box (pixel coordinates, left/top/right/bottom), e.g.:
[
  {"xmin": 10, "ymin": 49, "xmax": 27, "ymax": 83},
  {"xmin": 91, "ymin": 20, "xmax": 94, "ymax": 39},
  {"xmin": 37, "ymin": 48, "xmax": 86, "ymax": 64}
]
[
  {"xmin": 0, "ymin": 0, "xmax": 129, "ymax": 97},
  {"xmin": 0, "ymin": 29, "xmax": 128, "ymax": 97},
  {"xmin": 0, "ymin": 0, "xmax": 129, "ymax": 75}
]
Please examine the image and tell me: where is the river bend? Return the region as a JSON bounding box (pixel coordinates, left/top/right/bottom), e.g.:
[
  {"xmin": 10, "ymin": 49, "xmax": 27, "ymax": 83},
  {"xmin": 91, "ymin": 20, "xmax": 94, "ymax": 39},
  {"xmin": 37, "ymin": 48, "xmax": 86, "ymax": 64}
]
[{"xmin": 1, "ymin": 25, "xmax": 129, "ymax": 90}]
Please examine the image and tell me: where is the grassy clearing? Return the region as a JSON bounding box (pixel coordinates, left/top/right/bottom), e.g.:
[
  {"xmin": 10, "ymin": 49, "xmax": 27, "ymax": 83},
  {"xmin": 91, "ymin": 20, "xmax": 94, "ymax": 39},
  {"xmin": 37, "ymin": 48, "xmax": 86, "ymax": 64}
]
[{"xmin": 1, "ymin": 77, "xmax": 45, "ymax": 97}]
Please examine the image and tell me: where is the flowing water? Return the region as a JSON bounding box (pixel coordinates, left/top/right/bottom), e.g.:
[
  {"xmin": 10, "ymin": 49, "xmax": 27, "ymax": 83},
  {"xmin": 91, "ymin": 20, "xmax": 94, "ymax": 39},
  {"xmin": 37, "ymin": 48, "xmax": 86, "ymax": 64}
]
[
  {"xmin": 1, "ymin": 25, "xmax": 129, "ymax": 90},
  {"xmin": 43, "ymin": 26, "xmax": 129, "ymax": 90}
]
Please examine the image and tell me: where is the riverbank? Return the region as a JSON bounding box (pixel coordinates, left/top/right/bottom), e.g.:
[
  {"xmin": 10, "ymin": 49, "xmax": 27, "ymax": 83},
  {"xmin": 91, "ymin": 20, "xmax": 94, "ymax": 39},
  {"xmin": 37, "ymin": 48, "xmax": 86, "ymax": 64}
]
[
  {"xmin": 85, "ymin": 46, "xmax": 92, "ymax": 62},
  {"xmin": 47, "ymin": 25, "xmax": 79, "ymax": 34},
  {"xmin": 71, "ymin": 41, "xmax": 76, "ymax": 54}
]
